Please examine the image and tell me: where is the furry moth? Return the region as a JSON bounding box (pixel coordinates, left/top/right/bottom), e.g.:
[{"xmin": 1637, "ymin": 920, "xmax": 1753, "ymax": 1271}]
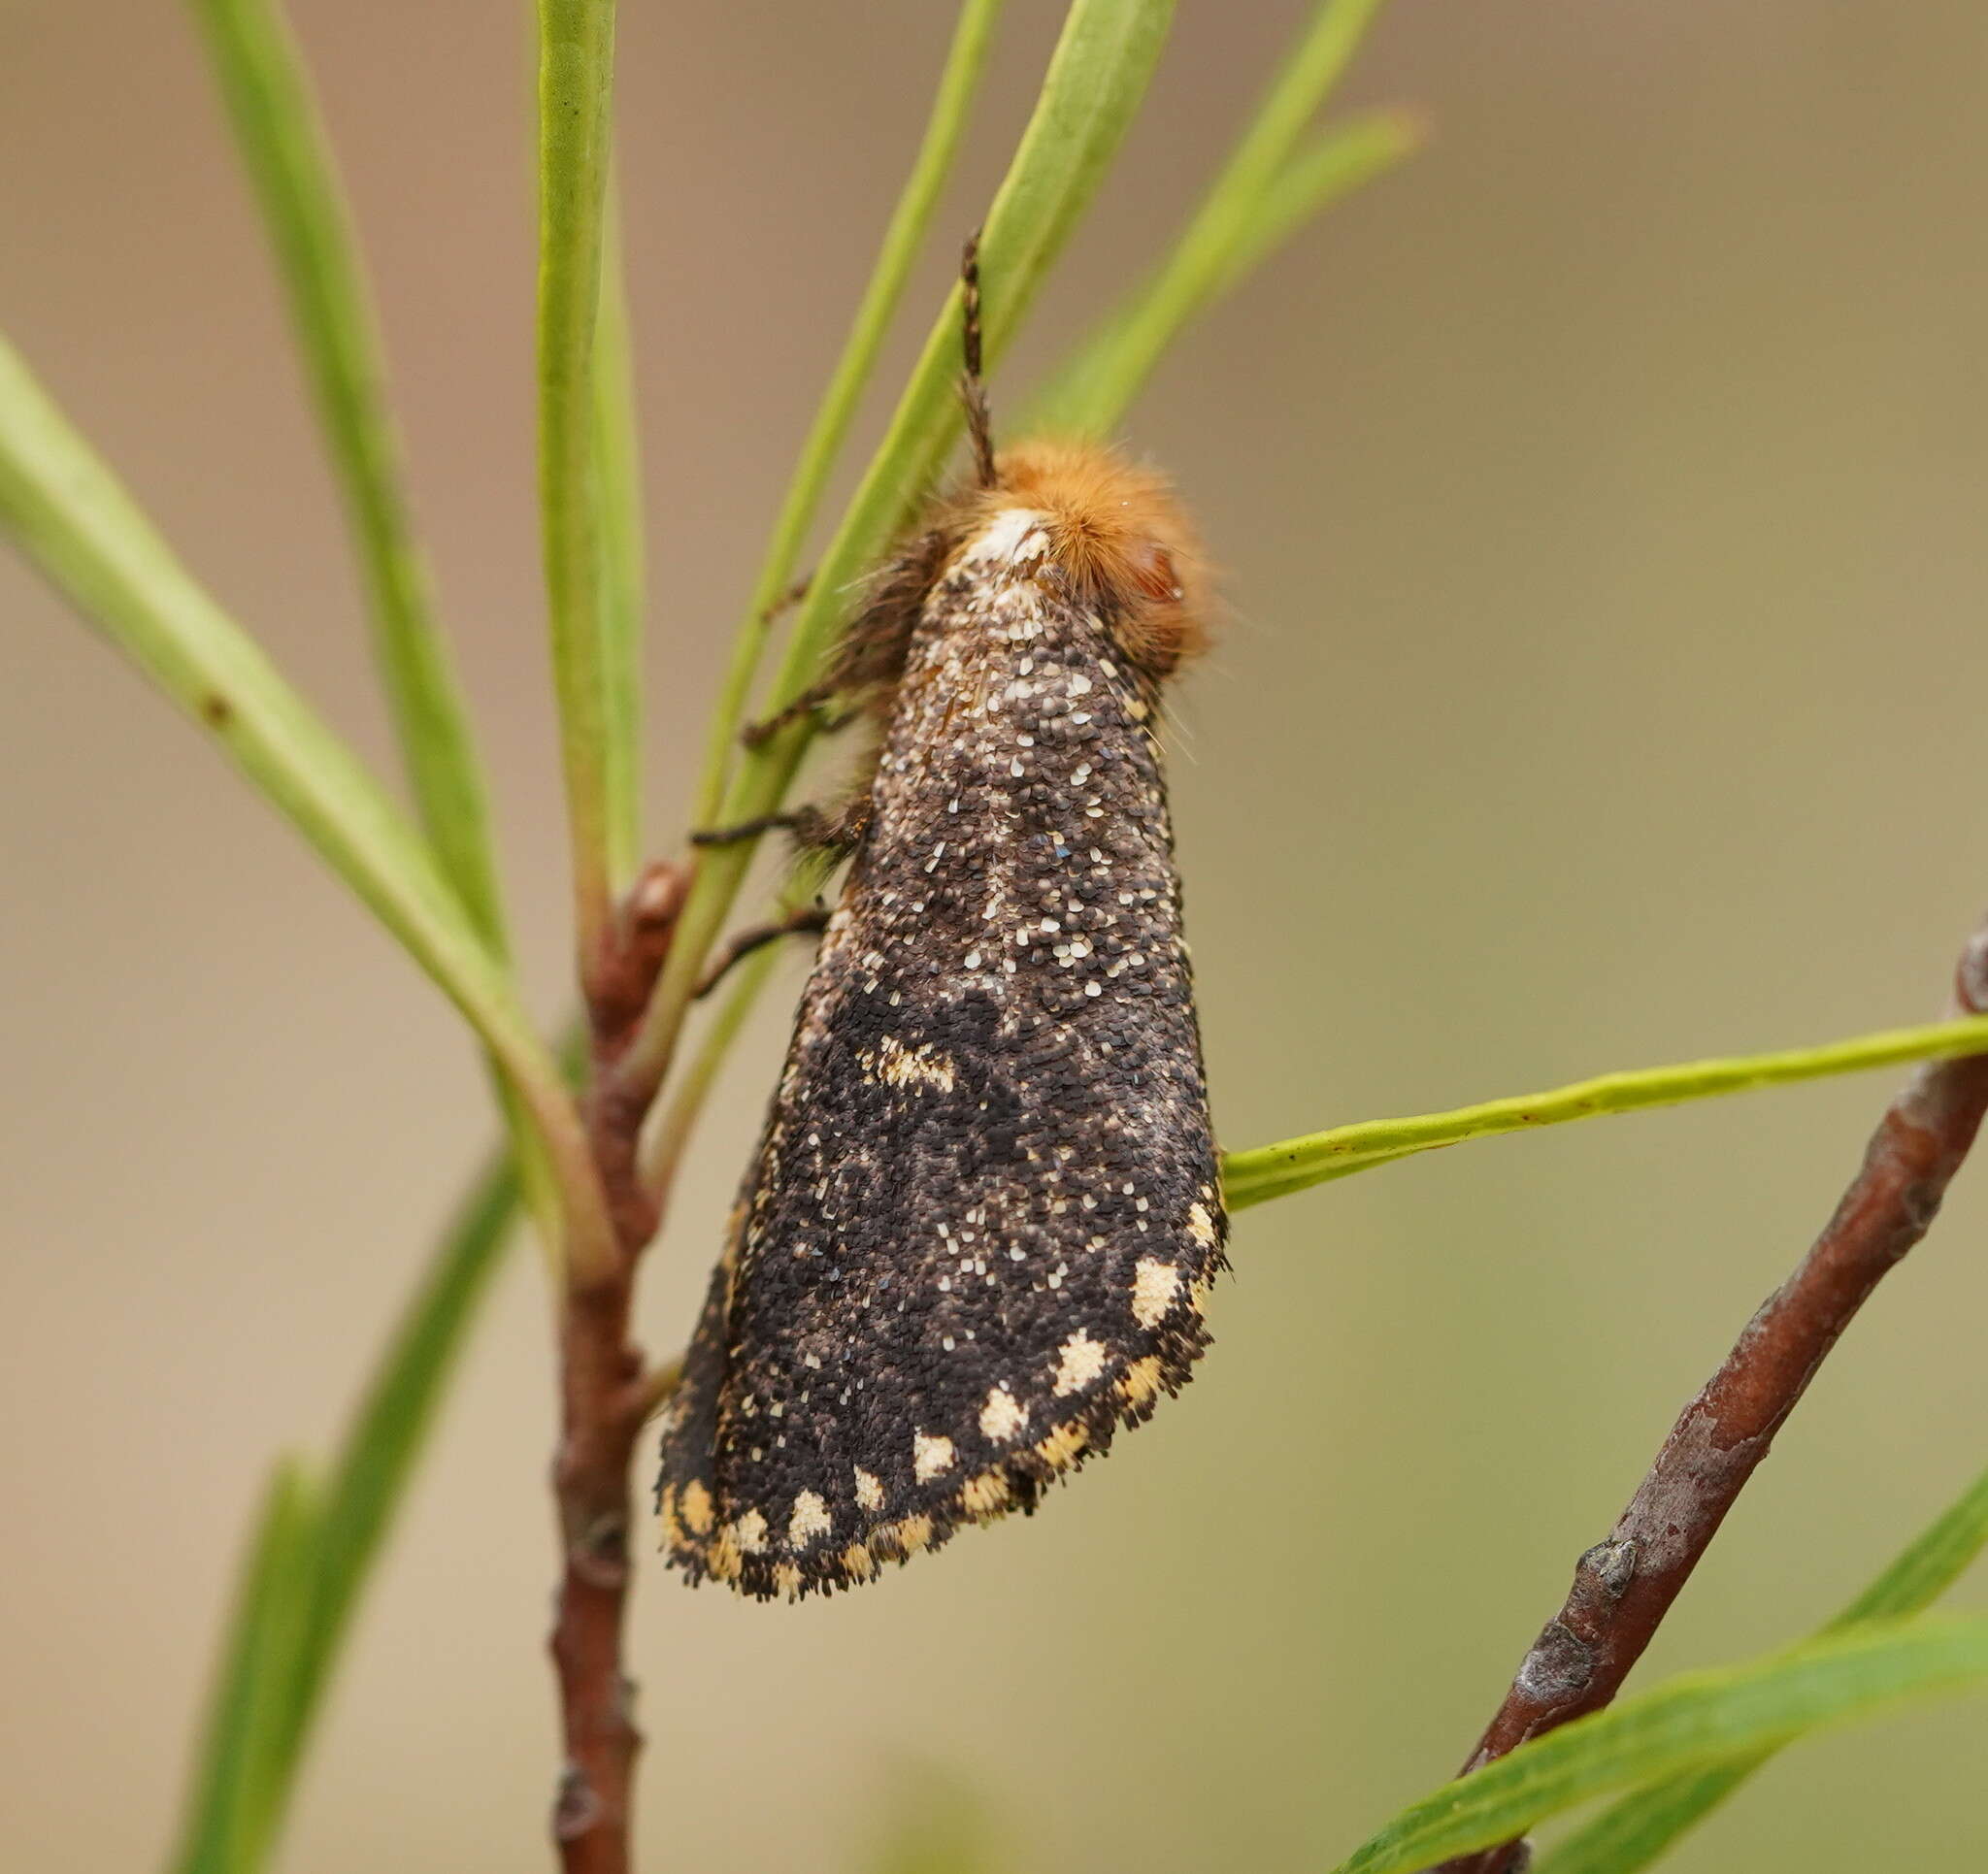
[{"xmin": 656, "ymin": 248, "xmax": 1226, "ymax": 1599}]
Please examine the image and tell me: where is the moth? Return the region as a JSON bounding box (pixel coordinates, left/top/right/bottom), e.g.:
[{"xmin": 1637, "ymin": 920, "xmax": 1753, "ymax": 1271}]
[{"xmin": 656, "ymin": 249, "xmax": 1227, "ymax": 1599}]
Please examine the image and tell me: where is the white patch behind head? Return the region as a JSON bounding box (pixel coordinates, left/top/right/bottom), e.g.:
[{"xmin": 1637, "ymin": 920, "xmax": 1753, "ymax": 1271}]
[{"xmin": 960, "ymin": 507, "xmax": 1049, "ymax": 567}]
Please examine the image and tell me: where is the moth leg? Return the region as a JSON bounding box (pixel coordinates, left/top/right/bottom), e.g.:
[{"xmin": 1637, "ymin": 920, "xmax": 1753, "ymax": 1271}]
[
  {"xmin": 688, "ymin": 810, "xmax": 809, "ymax": 847},
  {"xmin": 759, "ymin": 573, "xmax": 811, "ymax": 629},
  {"xmin": 694, "ymin": 904, "xmax": 832, "ymax": 999},
  {"xmin": 740, "ymin": 681, "xmax": 848, "ymax": 750}
]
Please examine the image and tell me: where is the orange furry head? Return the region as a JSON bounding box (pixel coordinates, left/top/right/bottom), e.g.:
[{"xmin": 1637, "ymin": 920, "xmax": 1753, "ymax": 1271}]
[
  {"xmin": 818, "ymin": 438, "xmax": 1211, "ymax": 731},
  {"xmin": 964, "ymin": 439, "xmax": 1211, "ymax": 679}
]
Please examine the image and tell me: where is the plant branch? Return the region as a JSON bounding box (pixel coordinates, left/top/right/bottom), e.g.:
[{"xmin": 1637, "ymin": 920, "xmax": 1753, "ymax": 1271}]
[
  {"xmin": 1534, "ymin": 1458, "xmax": 1988, "ymax": 1873},
  {"xmin": 546, "ymin": 868, "xmax": 689, "ymax": 1874},
  {"xmin": 1427, "ymin": 917, "xmax": 1988, "ymax": 1874},
  {"xmin": 1330, "ymin": 1616, "xmax": 1988, "ymax": 1874}
]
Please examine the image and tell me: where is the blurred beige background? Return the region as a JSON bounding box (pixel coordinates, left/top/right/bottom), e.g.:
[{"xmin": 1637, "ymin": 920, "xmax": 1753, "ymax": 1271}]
[{"xmin": 6, "ymin": 2, "xmax": 1988, "ymax": 1868}]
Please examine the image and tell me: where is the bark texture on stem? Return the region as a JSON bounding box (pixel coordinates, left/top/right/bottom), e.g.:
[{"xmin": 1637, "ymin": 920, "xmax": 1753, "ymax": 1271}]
[
  {"xmin": 1432, "ymin": 921, "xmax": 1988, "ymax": 1874},
  {"xmin": 548, "ymin": 862, "xmax": 685, "ymax": 1874}
]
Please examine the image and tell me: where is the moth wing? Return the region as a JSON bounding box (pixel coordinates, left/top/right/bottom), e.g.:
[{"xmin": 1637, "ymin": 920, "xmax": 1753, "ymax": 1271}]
[{"xmin": 658, "ymin": 530, "xmax": 1225, "ymax": 1600}]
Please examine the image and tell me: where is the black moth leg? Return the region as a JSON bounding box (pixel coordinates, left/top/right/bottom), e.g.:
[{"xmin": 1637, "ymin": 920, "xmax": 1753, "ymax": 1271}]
[
  {"xmin": 741, "ymin": 681, "xmax": 848, "ymax": 750},
  {"xmin": 688, "ymin": 788, "xmax": 871, "ymax": 857},
  {"xmin": 694, "ymin": 904, "xmax": 834, "ymax": 1000},
  {"xmin": 688, "ymin": 810, "xmax": 809, "ymax": 847}
]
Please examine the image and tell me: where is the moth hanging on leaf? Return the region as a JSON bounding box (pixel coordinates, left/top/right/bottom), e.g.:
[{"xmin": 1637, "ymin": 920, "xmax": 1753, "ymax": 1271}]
[{"xmin": 656, "ymin": 240, "xmax": 1227, "ymax": 1599}]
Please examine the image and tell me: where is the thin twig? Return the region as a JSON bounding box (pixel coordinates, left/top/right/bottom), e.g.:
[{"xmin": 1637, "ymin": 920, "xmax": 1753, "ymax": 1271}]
[
  {"xmin": 1429, "ymin": 916, "xmax": 1988, "ymax": 1874},
  {"xmin": 547, "ymin": 868, "xmax": 689, "ymax": 1874}
]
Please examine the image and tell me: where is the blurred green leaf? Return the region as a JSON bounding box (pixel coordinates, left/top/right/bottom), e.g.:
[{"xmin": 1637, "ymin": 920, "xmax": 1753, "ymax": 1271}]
[
  {"xmin": 1223, "ymin": 1011, "xmax": 1988, "ymax": 1209},
  {"xmin": 164, "ymin": 1155, "xmax": 521, "ymax": 1874},
  {"xmin": 537, "ymin": 0, "xmax": 626, "ymax": 958},
  {"xmin": 190, "ymin": 0, "xmax": 510, "ymax": 955},
  {"xmin": 1033, "ymin": 107, "xmax": 1421, "ymax": 434},
  {"xmin": 694, "ymin": 0, "xmax": 1007, "ymax": 825},
  {"xmin": 1212, "ymin": 110, "xmax": 1424, "ymax": 298},
  {"xmin": 276, "ymin": 1151, "xmax": 521, "ymax": 1770},
  {"xmin": 866, "ymin": 1760, "xmax": 1001, "ymax": 1874},
  {"xmin": 186, "ymin": 0, "xmax": 567, "ymax": 1246},
  {"xmin": 167, "ymin": 1461, "xmax": 318, "ymax": 1874},
  {"xmin": 1032, "ymin": 0, "xmax": 1411, "ymax": 435},
  {"xmin": 592, "ymin": 183, "xmax": 646, "ymax": 890},
  {"xmin": 1328, "ymin": 1617, "xmax": 1988, "ymax": 1874},
  {"xmin": 0, "ymin": 334, "xmax": 611, "ymax": 1268},
  {"xmin": 1533, "ymin": 1462, "xmax": 1988, "ymax": 1874},
  {"xmin": 625, "ymin": 0, "xmax": 1179, "ymax": 1129}
]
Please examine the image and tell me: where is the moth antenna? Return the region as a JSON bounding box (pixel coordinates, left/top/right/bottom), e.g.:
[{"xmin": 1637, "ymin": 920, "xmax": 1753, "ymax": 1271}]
[{"xmin": 959, "ymin": 229, "xmax": 997, "ymax": 489}]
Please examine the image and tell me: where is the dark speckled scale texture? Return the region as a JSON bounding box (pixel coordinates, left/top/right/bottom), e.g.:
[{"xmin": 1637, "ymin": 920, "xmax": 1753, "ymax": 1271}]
[{"xmin": 656, "ymin": 508, "xmax": 1226, "ymax": 1598}]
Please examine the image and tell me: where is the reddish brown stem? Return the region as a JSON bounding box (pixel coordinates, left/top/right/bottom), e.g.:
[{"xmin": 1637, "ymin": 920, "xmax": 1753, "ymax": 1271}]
[
  {"xmin": 1431, "ymin": 921, "xmax": 1988, "ymax": 1874},
  {"xmin": 547, "ymin": 863, "xmax": 688, "ymax": 1874}
]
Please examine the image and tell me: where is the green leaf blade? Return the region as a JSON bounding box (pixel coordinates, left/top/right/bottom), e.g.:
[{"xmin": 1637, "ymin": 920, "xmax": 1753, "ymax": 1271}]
[
  {"xmin": 537, "ymin": 0, "xmax": 627, "ymax": 957},
  {"xmin": 1033, "ymin": 0, "xmax": 1409, "ymax": 436},
  {"xmin": 1533, "ymin": 1463, "xmax": 1988, "ymax": 1874},
  {"xmin": 1222, "ymin": 1013, "xmax": 1988, "ymax": 1210},
  {"xmin": 276, "ymin": 1152, "xmax": 522, "ymax": 1772},
  {"xmin": 166, "ymin": 1461, "xmax": 318, "ymax": 1874},
  {"xmin": 163, "ymin": 1155, "xmax": 523, "ymax": 1874},
  {"xmin": 1330, "ymin": 1618, "xmax": 1988, "ymax": 1874},
  {"xmin": 592, "ymin": 185, "xmax": 646, "ymax": 889},
  {"xmin": 190, "ymin": 0, "xmax": 511, "ymax": 955},
  {"xmin": 0, "ymin": 333, "xmax": 610, "ymax": 1272},
  {"xmin": 693, "ymin": 0, "xmax": 1008, "ymax": 825}
]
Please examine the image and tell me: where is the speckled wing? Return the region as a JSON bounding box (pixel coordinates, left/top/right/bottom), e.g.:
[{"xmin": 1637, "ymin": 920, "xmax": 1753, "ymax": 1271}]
[{"xmin": 656, "ymin": 509, "xmax": 1227, "ymax": 1599}]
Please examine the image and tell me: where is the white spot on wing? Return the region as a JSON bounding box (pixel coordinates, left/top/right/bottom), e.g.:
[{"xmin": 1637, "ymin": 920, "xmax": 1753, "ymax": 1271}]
[
  {"xmin": 1131, "ymin": 1257, "xmax": 1182, "ymax": 1329},
  {"xmin": 978, "ymin": 1388, "xmax": 1028, "ymax": 1444},
  {"xmin": 1052, "ymin": 1332, "xmax": 1110, "ymax": 1397},
  {"xmin": 787, "ymin": 1491, "xmax": 832, "ymax": 1548},
  {"xmin": 913, "ymin": 1431, "xmax": 956, "ymax": 1481}
]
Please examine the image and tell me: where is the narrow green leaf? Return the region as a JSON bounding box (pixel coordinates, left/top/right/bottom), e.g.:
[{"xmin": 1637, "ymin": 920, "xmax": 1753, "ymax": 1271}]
[
  {"xmin": 1329, "ymin": 1617, "xmax": 1988, "ymax": 1874},
  {"xmin": 625, "ymin": 0, "xmax": 1178, "ymax": 1129},
  {"xmin": 757, "ymin": 0, "xmax": 1177, "ymax": 716},
  {"xmin": 0, "ymin": 334, "xmax": 612, "ymax": 1272},
  {"xmin": 1222, "ymin": 1012, "xmax": 1988, "ymax": 1210},
  {"xmin": 1533, "ymin": 1463, "xmax": 1988, "ymax": 1874},
  {"xmin": 693, "ymin": 0, "xmax": 1008, "ymax": 825},
  {"xmin": 1213, "ymin": 110, "xmax": 1425, "ymax": 297},
  {"xmin": 592, "ymin": 183, "xmax": 646, "ymax": 890},
  {"xmin": 537, "ymin": 0, "xmax": 624, "ymax": 960},
  {"xmin": 189, "ymin": 0, "xmax": 510, "ymax": 954},
  {"xmin": 166, "ymin": 1461, "xmax": 317, "ymax": 1874},
  {"xmin": 1032, "ymin": 107, "xmax": 1422, "ymax": 434},
  {"xmin": 275, "ymin": 1150, "xmax": 521, "ymax": 1774},
  {"xmin": 187, "ymin": 0, "xmax": 564, "ymax": 1250},
  {"xmin": 1031, "ymin": 0, "xmax": 1406, "ymax": 435},
  {"xmin": 163, "ymin": 1154, "xmax": 523, "ymax": 1874}
]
